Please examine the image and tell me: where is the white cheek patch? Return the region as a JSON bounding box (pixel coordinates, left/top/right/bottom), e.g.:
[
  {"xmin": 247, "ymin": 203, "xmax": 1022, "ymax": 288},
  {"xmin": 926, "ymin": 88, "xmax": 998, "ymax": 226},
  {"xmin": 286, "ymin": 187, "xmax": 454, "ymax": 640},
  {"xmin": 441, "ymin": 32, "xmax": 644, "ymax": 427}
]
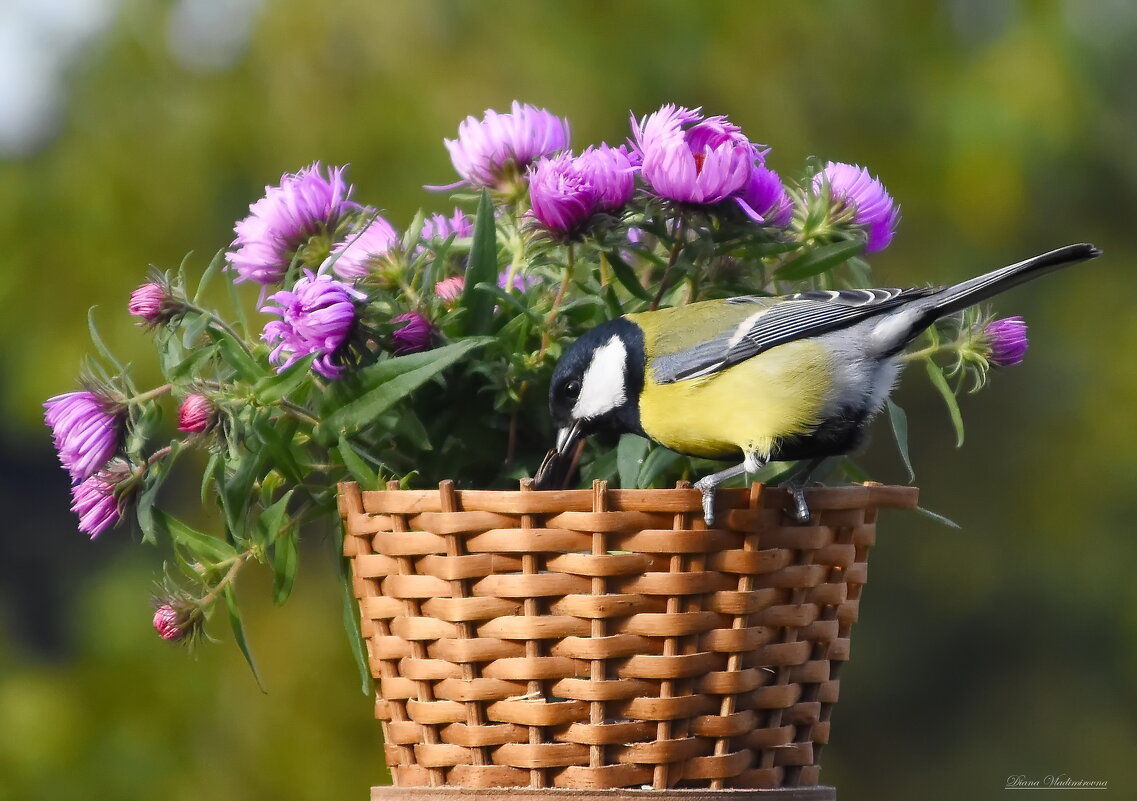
[{"xmin": 572, "ymin": 335, "xmax": 627, "ymax": 420}]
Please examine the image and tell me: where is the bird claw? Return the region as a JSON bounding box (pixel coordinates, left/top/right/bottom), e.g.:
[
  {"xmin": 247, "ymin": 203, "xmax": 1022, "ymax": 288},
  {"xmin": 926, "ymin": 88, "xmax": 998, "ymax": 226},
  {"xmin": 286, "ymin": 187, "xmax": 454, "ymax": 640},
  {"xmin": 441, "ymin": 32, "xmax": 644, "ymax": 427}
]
[
  {"xmin": 694, "ymin": 478, "xmax": 717, "ymax": 527},
  {"xmin": 787, "ymin": 486, "xmax": 811, "ymax": 524}
]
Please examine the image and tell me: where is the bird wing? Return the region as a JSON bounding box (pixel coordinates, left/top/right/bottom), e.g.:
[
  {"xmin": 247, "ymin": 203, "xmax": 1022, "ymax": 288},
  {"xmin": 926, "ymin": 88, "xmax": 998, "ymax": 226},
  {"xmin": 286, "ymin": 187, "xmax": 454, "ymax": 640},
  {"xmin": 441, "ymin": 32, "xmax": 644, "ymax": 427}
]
[{"xmin": 650, "ymin": 286, "xmax": 935, "ymax": 383}]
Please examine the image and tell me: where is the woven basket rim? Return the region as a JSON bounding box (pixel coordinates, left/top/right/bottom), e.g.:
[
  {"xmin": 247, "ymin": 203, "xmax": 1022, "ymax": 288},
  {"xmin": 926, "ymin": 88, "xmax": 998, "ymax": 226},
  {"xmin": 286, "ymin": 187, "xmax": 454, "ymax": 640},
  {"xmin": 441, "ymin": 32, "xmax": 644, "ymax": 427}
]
[{"xmin": 337, "ymin": 480, "xmax": 919, "ymax": 517}]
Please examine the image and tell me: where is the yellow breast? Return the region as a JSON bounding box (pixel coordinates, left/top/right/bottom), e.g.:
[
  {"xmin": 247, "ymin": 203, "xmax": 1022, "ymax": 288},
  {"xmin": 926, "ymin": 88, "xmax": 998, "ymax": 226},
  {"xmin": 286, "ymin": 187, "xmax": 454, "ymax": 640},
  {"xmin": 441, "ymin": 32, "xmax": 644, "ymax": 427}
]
[{"xmin": 637, "ymin": 339, "xmax": 833, "ymax": 460}]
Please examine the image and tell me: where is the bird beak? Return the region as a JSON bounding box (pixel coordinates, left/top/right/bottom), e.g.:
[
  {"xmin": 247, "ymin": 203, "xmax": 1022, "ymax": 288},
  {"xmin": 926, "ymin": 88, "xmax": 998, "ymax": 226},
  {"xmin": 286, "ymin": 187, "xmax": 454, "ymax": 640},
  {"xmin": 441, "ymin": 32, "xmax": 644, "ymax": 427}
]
[
  {"xmin": 535, "ymin": 422, "xmax": 583, "ymax": 489},
  {"xmin": 554, "ymin": 421, "xmax": 583, "ymax": 456}
]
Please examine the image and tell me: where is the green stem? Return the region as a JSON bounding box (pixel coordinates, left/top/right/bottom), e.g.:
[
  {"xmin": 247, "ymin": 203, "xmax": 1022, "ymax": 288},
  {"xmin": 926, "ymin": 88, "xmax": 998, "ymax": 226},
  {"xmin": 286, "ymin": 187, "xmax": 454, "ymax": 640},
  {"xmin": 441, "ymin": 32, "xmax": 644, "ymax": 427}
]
[
  {"xmin": 280, "ymin": 398, "xmax": 320, "ymax": 427},
  {"xmin": 539, "ymin": 243, "xmax": 574, "ymax": 359},
  {"xmin": 186, "ymin": 303, "xmax": 257, "ymax": 360},
  {"xmin": 903, "ymin": 340, "xmax": 966, "ymax": 363},
  {"xmin": 197, "ymin": 551, "xmax": 251, "ymax": 608},
  {"xmin": 650, "ymin": 216, "xmax": 686, "ymax": 311},
  {"xmin": 129, "ymin": 384, "xmax": 173, "ymax": 405}
]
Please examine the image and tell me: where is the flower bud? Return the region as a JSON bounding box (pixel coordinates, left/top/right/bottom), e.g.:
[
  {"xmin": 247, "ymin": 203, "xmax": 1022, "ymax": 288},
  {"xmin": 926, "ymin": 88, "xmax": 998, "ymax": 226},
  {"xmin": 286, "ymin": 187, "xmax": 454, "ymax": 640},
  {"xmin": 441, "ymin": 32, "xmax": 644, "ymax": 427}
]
[
  {"xmin": 391, "ymin": 311, "xmax": 434, "ymax": 354},
  {"xmin": 984, "ymin": 316, "xmax": 1029, "ymax": 367},
  {"xmin": 178, "ymin": 393, "xmax": 216, "ymax": 433},
  {"xmin": 152, "ymin": 604, "xmax": 191, "ymax": 642},
  {"xmin": 434, "ymin": 275, "xmax": 465, "ymax": 304}
]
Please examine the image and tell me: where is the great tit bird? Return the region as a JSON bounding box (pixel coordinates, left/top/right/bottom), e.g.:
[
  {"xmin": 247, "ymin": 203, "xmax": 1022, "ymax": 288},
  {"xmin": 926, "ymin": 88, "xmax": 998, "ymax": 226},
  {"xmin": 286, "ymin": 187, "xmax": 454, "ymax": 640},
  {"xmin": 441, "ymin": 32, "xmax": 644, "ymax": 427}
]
[{"xmin": 536, "ymin": 243, "xmax": 1101, "ymax": 524}]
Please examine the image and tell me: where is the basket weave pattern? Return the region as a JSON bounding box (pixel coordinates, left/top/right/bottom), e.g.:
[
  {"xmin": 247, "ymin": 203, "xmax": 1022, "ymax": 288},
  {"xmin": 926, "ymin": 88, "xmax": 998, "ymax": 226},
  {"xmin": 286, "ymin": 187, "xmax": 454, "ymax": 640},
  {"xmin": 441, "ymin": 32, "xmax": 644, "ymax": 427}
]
[{"xmin": 338, "ymin": 480, "xmax": 917, "ymax": 790}]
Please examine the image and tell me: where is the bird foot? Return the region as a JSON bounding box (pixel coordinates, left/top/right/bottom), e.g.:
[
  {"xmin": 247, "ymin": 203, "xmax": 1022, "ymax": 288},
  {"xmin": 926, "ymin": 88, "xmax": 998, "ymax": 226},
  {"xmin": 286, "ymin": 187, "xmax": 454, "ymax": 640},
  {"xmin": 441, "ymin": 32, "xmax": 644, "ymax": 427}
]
[
  {"xmin": 693, "ymin": 477, "xmax": 717, "ymax": 527},
  {"xmin": 787, "ymin": 486, "xmax": 811, "ymax": 524}
]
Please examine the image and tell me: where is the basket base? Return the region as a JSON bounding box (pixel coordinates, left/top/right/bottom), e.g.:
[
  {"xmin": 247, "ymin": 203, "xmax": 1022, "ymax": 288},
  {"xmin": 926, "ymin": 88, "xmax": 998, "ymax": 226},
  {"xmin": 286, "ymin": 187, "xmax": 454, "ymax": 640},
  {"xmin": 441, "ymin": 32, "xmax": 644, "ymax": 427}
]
[{"xmin": 372, "ymin": 788, "xmax": 836, "ymax": 801}]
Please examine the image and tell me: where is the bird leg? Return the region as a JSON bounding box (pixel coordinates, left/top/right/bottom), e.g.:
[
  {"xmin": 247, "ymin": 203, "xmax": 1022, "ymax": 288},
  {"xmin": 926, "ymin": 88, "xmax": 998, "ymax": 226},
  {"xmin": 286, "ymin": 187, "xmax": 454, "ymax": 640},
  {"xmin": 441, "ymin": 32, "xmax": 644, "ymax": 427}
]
[
  {"xmin": 693, "ymin": 459, "xmax": 760, "ymax": 527},
  {"xmin": 780, "ymin": 457, "xmax": 826, "ymax": 524}
]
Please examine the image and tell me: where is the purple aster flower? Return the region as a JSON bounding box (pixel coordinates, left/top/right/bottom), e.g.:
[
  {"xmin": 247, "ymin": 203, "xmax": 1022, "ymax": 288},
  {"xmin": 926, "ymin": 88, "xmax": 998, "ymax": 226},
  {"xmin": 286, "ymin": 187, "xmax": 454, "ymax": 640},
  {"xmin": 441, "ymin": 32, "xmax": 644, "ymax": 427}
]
[
  {"xmin": 736, "ymin": 162, "xmax": 792, "ymax": 226},
  {"xmin": 498, "ymin": 270, "xmax": 541, "ymax": 293},
  {"xmin": 391, "ymin": 311, "xmax": 434, "ymax": 354},
  {"xmin": 813, "ymin": 162, "xmax": 900, "ymax": 252},
  {"xmin": 422, "ymin": 209, "xmax": 473, "ymax": 242},
  {"xmin": 984, "ymin": 316, "xmax": 1029, "ymax": 367},
  {"xmin": 631, "ymin": 105, "xmax": 757, "ymax": 204},
  {"xmin": 70, "ymin": 461, "xmax": 129, "ymax": 538},
  {"xmin": 328, "ymin": 213, "xmax": 399, "ymax": 280},
  {"xmin": 443, "ymin": 102, "xmax": 570, "ymax": 190},
  {"xmin": 529, "ymin": 145, "xmax": 635, "ymax": 235},
  {"xmin": 228, "ymin": 163, "xmax": 355, "ymax": 284},
  {"xmin": 574, "ymin": 144, "xmax": 635, "ymax": 212},
  {"xmin": 44, "ymin": 390, "xmax": 123, "ymax": 483},
  {"xmin": 177, "ymin": 393, "xmax": 216, "ymax": 434},
  {"xmin": 528, "ymin": 152, "xmax": 600, "ymax": 234},
  {"xmin": 261, "ymin": 271, "xmax": 362, "ymax": 379},
  {"xmin": 434, "ymin": 275, "xmax": 465, "ymax": 303}
]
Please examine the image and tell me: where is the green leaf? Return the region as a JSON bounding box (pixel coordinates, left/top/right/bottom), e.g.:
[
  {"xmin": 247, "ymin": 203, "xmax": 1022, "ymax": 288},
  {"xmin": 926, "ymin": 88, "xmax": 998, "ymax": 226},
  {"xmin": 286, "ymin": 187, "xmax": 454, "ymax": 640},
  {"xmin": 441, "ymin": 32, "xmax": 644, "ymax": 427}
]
[
  {"xmin": 337, "ymin": 437, "xmax": 379, "ymax": 490},
  {"xmin": 207, "ymin": 326, "xmax": 261, "ymax": 383},
  {"xmin": 271, "ymin": 527, "xmax": 299, "ymax": 605},
  {"xmin": 86, "ymin": 307, "xmax": 130, "ymax": 381},
  {"xmin": 255, "ymin": 489, "xmax": 294, "ymax": 550},
  {"xmin": 151, "ymin": 508, "xmax": 237, "ymax": 563},
  {"xmin": 460, "ymin": 190, "xmax": 499, "ymax": 335},
  {"xmin": 916, "ymin": 504, "xmax": 961, "ymax": 529},
  {"xmin": 886, "ymin": 398, "xmax": 916, "ymax": 483},
  {"xmin": 637, "ymin": 445, "xmax": 683, "ymax": 488},
  {"xmin": 318, "ymin": 338, "xmax": 492, "ymax": 438},
  {"xmin": 336, "ymin": 523, "xmax": 372, "ymax": 695},
  {"xmin": 224, "ymin": 584, "xmax": 266, "ymax": 692},
  {"xmin": 136, "ymin": 442, "xmax": 181, "ymax": 544},
  {"xmin": 400, "ymin": 208, "xmax": 426, "ymax": 252},
  {"xmin": 775, "ymin": 239, "xmax": 865, "ymax": 282},
  {"xmin": 167, "ymin": 343, "xmax": 217, "ymax": 383},
  {"xmin": 180, "ymin": 311, "xmax": 211, "ymax": 350},
  {"xmin": 253, "ymin": 354, "xmax": 315, "ymax": 403},
  {"xmin": 617, "ymin": 434, "xmax": 650, "ymax": 489},
  {"xmin": 193, "ymin": 250, "xmax": 227, "ymax": 305},
  {"xmin": 605, "ymin": 250, "xmax": 652, "ymax": 302},
  {"xmin": 924, "ymin": 359, "xmax": 965, "ymax": 447}
]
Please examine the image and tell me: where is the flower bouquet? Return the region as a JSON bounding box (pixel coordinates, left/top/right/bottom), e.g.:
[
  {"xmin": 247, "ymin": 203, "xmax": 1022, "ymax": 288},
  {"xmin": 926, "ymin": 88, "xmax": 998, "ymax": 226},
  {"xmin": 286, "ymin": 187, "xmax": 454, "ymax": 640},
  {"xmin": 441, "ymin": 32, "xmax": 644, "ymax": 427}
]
[{"xmin": 46, "ymin": 101, "xmax": 1030, "ymax": 788}]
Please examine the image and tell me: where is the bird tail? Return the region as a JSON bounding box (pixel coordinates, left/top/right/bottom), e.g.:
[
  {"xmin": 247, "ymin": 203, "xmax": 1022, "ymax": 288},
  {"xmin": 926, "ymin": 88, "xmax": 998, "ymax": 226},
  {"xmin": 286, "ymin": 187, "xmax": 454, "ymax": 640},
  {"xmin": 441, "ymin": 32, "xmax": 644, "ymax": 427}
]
[
  {"xmin": 872, "ymin": 243, "xmax": 1101, "ymax": 355},
  {"xmin": 926, "ymin": 243, "xmax": 1101, "ymax": 320}
]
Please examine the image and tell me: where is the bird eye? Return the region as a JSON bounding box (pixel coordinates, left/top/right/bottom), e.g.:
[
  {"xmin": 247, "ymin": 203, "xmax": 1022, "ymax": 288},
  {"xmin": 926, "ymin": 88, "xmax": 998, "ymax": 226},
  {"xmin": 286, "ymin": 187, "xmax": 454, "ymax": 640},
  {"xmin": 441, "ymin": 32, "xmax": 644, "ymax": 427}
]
[{"xmin": 564, "ymin": 379, "xmax": 581, "ymax": 399}]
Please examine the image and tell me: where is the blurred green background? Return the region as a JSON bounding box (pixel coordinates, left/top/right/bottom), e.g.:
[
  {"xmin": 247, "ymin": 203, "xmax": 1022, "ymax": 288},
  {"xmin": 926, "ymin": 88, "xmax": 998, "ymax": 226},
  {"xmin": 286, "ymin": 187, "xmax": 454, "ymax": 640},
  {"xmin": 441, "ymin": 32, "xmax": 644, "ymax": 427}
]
[{"xmin": 2, "ymin": 1, "xmax": 1135, "ymax": 799}]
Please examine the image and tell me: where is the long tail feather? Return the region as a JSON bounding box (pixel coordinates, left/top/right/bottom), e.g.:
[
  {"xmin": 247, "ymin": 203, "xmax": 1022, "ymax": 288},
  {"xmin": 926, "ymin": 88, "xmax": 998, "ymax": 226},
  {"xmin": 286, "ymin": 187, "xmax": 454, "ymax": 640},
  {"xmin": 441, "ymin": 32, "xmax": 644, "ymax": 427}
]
[{"xmin": 929, "ymin": 243, "xmax": 1100, "ymax": 319}]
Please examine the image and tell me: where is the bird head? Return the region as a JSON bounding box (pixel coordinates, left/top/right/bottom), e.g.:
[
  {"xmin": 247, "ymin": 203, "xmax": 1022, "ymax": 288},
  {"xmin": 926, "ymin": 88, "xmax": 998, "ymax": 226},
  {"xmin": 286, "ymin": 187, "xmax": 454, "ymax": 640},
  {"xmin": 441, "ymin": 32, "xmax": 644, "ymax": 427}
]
[{"xmin": 536, "ymin": 318, "xmax": 644, "ymax": 488}]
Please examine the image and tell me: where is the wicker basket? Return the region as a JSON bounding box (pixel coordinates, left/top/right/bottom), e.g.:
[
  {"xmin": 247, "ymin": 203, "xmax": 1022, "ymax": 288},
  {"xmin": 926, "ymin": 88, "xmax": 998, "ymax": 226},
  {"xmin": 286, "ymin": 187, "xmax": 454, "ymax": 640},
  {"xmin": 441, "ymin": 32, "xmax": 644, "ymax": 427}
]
[{"xmin": 338, "ymin": 479, "xmax": 917, "ymax": 792}]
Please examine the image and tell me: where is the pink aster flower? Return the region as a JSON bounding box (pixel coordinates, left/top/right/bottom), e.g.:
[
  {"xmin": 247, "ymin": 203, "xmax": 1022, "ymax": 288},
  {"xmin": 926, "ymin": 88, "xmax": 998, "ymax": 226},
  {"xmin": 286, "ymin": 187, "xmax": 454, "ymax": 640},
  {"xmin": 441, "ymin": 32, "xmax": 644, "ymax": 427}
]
[
  {"xmin": 631, "ymin": 105, "xmax": 757, "ymax": 204},
  {"xmin": 736, "ymin": 162, "xmax": 792, "ymax": 226},
  {"xmin": 444, "ymin": 102, "xmax": 570, "ymax": 190},
  {"xmin": 177, "ymin": 393, "xmax": 216, "ymax": 434},
  {"xmin": 391, "ymin": 311, "xmax": 434, "ymax": 354},
  {"xmin": 261, "ymin": 271, "xmax": 362, "ymax": 379},
  {"xmin": 813, "ymin": 162, "xmax": 900, "ymax": 252},
  {"xmin": 328, "ymin": 213, "xmax": 399, "ymax": 280},
  {"xmin": 422, "ymin": 209, "xmax": 473, "ymax": 243},
  {"xmin": 70, "ymin": 460, "xmax": 129, "ymax": 538},
  {"xmin": 434, "ymin": 275, "xmax": 465, "ymax": 303},
  {"xmin": 984, "ymin": 316, "xmax": 1029, "ymax": 367},
  {"xmin": 229, "ymin": 163, "xmax": 356, "ymax": 284},
  {"xmin": 44, "ymin": 390, "xmax": 123, "ymax": 484}
]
